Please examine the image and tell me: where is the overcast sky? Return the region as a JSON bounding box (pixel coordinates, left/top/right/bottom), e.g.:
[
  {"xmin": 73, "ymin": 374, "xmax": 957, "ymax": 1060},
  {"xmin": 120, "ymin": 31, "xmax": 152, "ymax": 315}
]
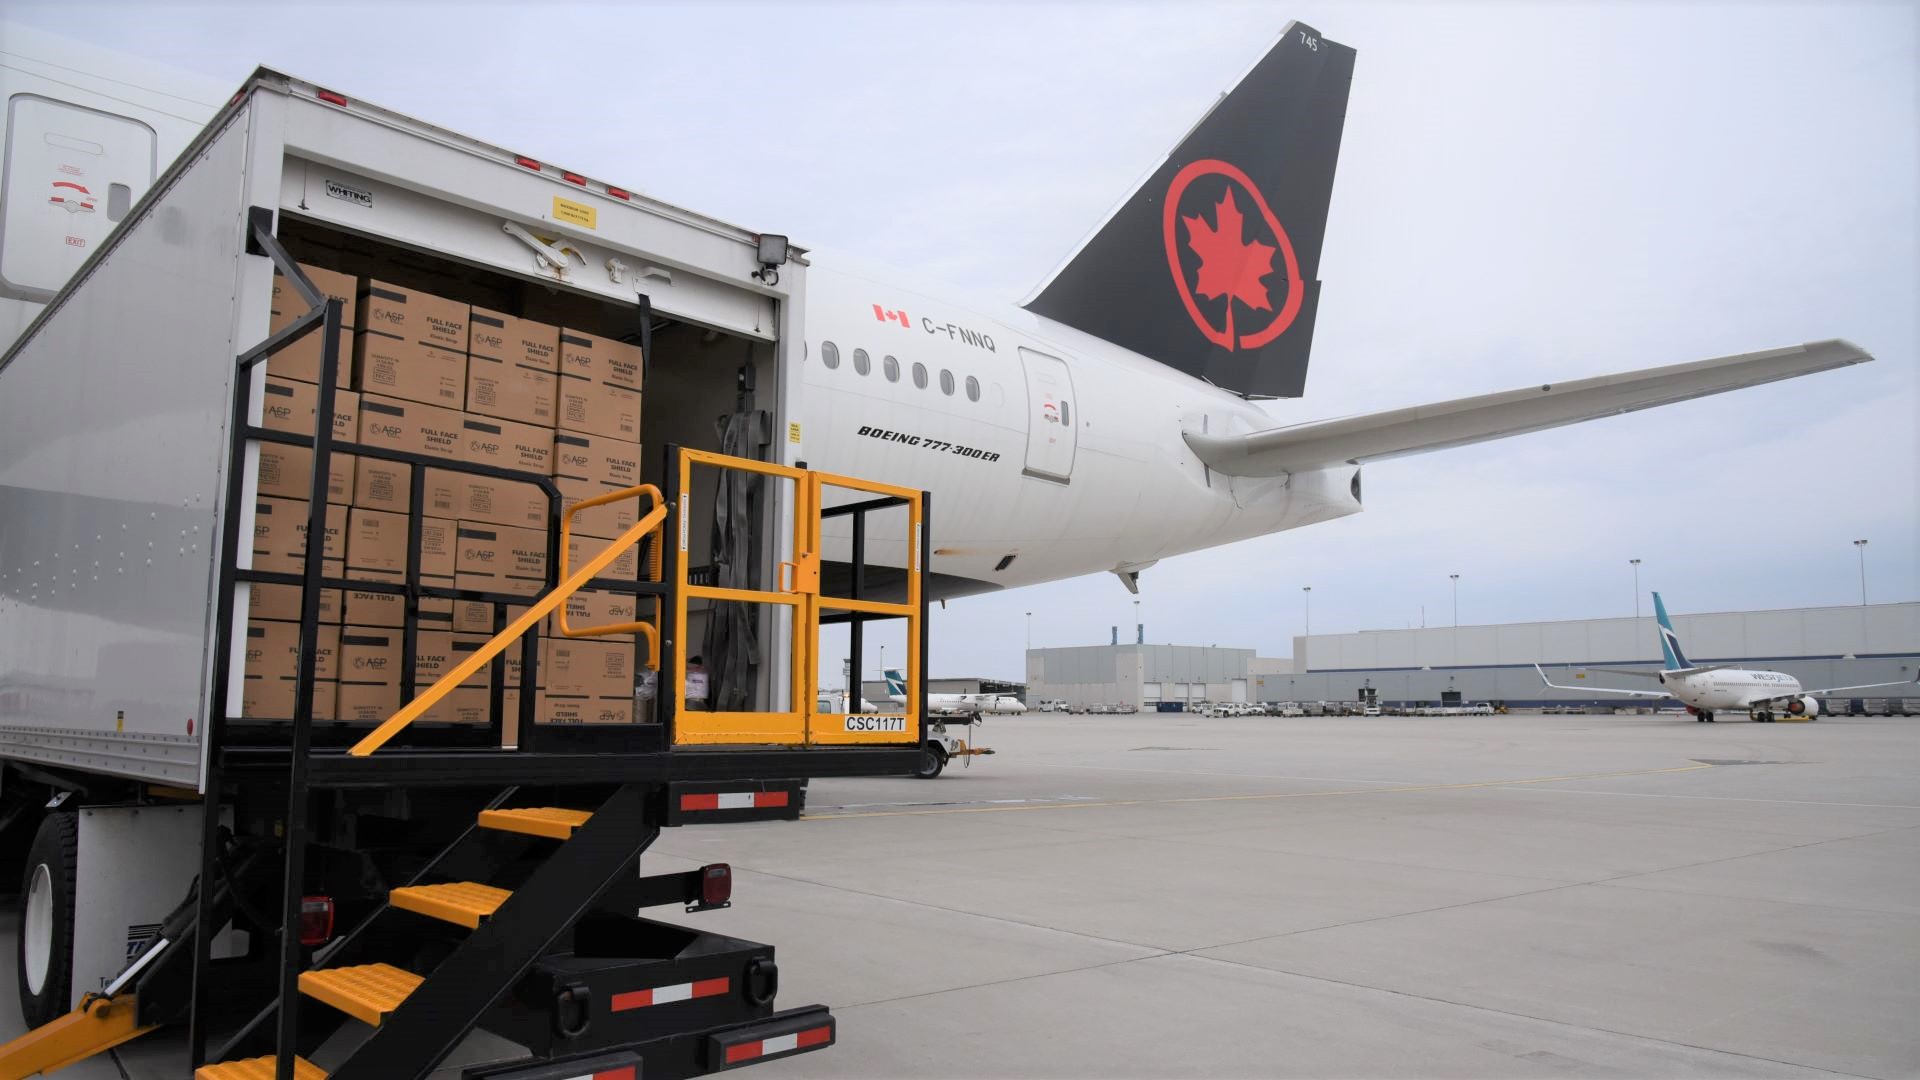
[{"xmin": 14, "ymin": 1, "xmax": 1914, "ymax": 680}]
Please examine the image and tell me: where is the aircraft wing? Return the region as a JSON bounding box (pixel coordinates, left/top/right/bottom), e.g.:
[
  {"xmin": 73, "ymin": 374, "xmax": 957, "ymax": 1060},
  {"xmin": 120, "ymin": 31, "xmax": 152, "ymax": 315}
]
[
  {"xmin": 1185, "ymin": 340, "xmax": 1872, "ymax": 477},
  {"xmin": 1535, "ymin": 665, "xmax": 1670, "ymax": 699},
  {"xmin": 1768, "ymin": 675, "xmax": 1919, "ymax": 702}
]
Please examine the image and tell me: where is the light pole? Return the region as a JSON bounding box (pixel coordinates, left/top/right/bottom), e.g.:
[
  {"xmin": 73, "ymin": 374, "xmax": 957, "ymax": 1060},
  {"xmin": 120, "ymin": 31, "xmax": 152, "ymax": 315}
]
[
  {"xmin": 1302, "ymin": 586, "xmax": 1311, "ymax": 638},
  {"xmin": 878, "ymin": 644, "xmax": 885, "ymax": 683},
  {"xmin": 1133, "ymin": 598, "xmax": 1141, "ymax": 645},
  {"xmin": 1449, "ymin": 574, "xmax": 1459, "ymax": 627},
  {"xmin": 1854, "ymin": 540, "xmax": 1868, "ymax": 605},
  {"xmin": 1025, "ymin": 611, "xmax": 1033, "ymax": 650},
  {"xmin": 1630, "ymin": 559, "xmax": 1641, "ymax": 619}
]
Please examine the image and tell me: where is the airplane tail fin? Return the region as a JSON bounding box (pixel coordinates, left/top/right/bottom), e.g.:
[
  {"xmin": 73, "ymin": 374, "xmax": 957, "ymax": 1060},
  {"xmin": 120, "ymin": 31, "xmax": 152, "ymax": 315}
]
[
  {"xmin": 1653, "ymin": 592, "xmax": 1692, "ymax": 671},
  {"xmin": 883, "ymin": 668, "xmax": 906, "ymax": 697},
  {"xmin": 1023, "ymin": 23, "xmax": 1355, "ymax": 398}
]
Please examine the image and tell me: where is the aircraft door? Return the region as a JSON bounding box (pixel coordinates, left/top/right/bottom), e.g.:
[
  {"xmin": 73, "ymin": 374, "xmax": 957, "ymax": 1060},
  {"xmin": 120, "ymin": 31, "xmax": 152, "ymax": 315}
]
[{"xmin": 1017, "ymin": 347, "xmax": 1077, "ymax": 483}]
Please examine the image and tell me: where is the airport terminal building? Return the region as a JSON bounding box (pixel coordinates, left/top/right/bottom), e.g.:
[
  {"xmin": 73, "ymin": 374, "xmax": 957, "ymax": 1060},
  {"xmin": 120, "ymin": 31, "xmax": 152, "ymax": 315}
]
[{"xmin": 1027, "ymin": 602, "xmax": 1919, "ymax": 710}]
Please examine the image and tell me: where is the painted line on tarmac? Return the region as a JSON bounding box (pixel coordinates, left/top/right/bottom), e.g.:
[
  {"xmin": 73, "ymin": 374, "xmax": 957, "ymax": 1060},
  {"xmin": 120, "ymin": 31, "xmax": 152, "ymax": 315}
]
[
  {"xmin": 1493, "ymin": 787, "xmax": 1920, "ymax": 810},
  {"xmin": 1031, "ymin": 762, "xmax": 1420, "ymax": 785},
  {"xmin": 801, "ymin": 764, "xmax": 1716, "ymax": 820}
]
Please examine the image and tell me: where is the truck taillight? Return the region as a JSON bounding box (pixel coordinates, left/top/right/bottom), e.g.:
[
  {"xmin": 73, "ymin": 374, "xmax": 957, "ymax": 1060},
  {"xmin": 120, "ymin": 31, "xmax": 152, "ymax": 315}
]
[
  {"xmin": 607, "ymin": 186, "xmax": 631, "ymax": 201},
  {"xmin": 299, "ymin": 896, "xmax": 335, "ymax": 946},
  {"xmin": 316, "ymin": 89, "xmax": 348, "ymax": 107},
  {"xmin": 562, "ymin": 172, "xmax": 587, "ymax": 186},
  {"xmin": 700, "ymin": 864, "xmax": 732, "ymax": 908},
  {"xmin": 514, "ymin": 156, "xmax": 541, "ymax": 172}
]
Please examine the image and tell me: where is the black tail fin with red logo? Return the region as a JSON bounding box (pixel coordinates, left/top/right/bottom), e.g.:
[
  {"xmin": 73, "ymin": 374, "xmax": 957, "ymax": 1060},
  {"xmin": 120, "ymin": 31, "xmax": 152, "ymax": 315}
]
[{"xmin": 1023, "ymin": 22, "xmax": 1354, "ymax": 398}]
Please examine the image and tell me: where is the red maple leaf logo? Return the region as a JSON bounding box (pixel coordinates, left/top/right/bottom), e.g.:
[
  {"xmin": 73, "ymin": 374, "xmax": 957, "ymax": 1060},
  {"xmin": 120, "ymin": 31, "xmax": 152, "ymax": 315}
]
[{"xmin": 1184, "ymin": 189, "xmax": 1275, "ymax": 313}]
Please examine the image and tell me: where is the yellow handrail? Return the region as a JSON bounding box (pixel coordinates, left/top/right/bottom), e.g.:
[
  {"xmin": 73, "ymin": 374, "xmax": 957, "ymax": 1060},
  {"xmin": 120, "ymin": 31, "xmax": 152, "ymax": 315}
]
[
  {"xmin": 348, "ymin": 486, "xmax": 666, "ymax": 757},
  {"xmin": 556, "ymin": 483, "xmax": 667, "ymax": 669}
]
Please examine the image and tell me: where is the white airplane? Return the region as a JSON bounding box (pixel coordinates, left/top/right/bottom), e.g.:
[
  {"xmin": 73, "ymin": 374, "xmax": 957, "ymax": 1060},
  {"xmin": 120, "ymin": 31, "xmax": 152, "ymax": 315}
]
[
  {"xmin": 1536, "ymin": 593, "xmax": 1914, "ymax": 722},
  {"xmin": 1, "ymin": 22, "xmax": 1876, "ymax": 606},
  {"xmin": 795, "ymin": 23, "xmax": 1873, "ymax": 600},
  {"xmin": 884, "ymin": 669, "xmax": 1026, "ymax": 716}
]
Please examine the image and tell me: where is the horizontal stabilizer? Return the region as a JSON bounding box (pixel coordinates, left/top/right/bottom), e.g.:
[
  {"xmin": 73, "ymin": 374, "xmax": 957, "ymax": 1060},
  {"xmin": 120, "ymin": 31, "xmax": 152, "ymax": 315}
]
[{"xmin": 1186, "ymin": 340, "xmax": 1872, "ymax": 477}]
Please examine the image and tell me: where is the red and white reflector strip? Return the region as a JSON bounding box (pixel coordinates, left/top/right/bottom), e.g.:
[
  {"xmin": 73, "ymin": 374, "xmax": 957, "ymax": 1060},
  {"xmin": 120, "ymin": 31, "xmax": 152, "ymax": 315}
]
[
  {"xmin": 680, "ymin": 790, "xmax": 789, "ymax": 812},
  {"xmin": 723, "ymin": 1024, "xmax": 833, "ymax": 1065},
  {"xmin": 611, "ymin": 976, "xmax": 728, "ymax": 1012},
  {"xmin": 555, "ymin": 1068, "xmax": 633, "ymax": 1080}
]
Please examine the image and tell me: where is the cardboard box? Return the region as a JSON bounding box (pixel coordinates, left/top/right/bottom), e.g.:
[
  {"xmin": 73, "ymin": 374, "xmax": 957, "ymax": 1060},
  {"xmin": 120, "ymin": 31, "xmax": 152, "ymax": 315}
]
[
  {"xmin": 469, "ymin": 308, "xmax": 561, "ymax": 370},
  {"xmin": 545, "ymin": 589, "xmax": 638, "ymax": 637},
  {"xmin": 337, "ymin": 627, "xmax": 403, "ymax": 722},
  {"xmin": 339, "ymin": 516, "xmax": 456, "ymax": 627},
  {"xmin": 413, "ymin": 631, "xmax": 507, "ymax": 724},
  {"xmin": 258, "ymin": 443, "xmax": 354, "ymax": 504},
  {"xmin": 357, "ymin": 395, "xmax": 466, "ymax": 461},
  {"xmin": 268, "ymin": 262, "xmax": 358, "ymax": 385},
  {"xmin": 553, "ymin": 431, "xmax": 640, "ymax": 539},
  {"xmin": 350, "ymin": 460, "xmax": 460, "ymax": 518},
  {"xmin": 243, "ymin": 674, "xmax": 337, "ymax": 721},
  {"xmin": 538, "ymin": 692, "xmax": 633, "ymax": 725},
  {"xmin": 252, "ymin": 496, "xmax": 346, "ymax": 574},
  {"xmin": 354, "ymin": 335, "xmax": 467, "ymax": 409},
  {"xmin": 566, "ymin": 532, "xmax": 639, "ymax": 582},
  {"xmin": 543, "ymin": 638, "xmax": 634, "ymax": 697},
  {"xmin": 465, "ymin": 353, "xmax": 556, "ymax": 427},
  {"xmin": 360, "ymin": 279, "xmax": 469, "ymax": 352},
  {"xmin": 261, "ymin": 376, "xmax": 359, "ymax": 440},
  {"xmin": 559, "ymin": 329, "xmax": 642, "ymax": 390},
  {"xmin": 340, "ymin": 569, "xmax": 456, "ymax": 630},
  {"xmin": 246, "ymin": 620, "xmax": 341, "ymax": 681},
  {"xmin": 556, "ymin": 375, "xmax": 640, "ymax": 442},
  {"xmin": 459, "ymin": 414, "xmax": 553, "ymax": 475},
  {"xmin": 455, "ymin": 523, "xmax": 549, "ymax": 597},
  {"xmin": 455, "ymin": 476, "xmax": 547, "ymax": 531},
  {"xmin": 451, "ymin": 600, "xmax": 528, "ymax": 635},
  {"xmin": 242, "ymin": 619, "xmax": 341, "ymax": 721},
  {"xmin": 249, "ymin": 561, "xmax": 343, "ymax": 623}
]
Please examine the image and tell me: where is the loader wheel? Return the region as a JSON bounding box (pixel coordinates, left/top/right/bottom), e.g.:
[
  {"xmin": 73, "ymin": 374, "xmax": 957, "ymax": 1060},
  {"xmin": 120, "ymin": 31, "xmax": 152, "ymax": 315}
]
[
  {"xmin": 912, "ymin": 744, "xmax": 946, "ymax": 780},
  {"xmin": 17, "ymin": 813, "xmax": 77, "ymax": 1028}
]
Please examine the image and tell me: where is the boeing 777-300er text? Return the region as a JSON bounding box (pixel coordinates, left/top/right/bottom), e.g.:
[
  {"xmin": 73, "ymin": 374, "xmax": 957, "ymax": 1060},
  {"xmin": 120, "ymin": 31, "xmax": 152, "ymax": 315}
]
[
  {"xmin": 1536, "ymin": 593, "xmax": 1914, "ymax": 721},
  {"xmin": 795, "ymin": 23, "xmax": 1873, "ymax": 600}
]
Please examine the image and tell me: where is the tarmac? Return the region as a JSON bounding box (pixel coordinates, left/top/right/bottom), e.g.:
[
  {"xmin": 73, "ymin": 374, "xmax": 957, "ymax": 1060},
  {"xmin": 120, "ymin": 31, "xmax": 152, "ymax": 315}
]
[{"xmin": 5, "ymin": 711, "xmax": 1917, "ymax": 1078}]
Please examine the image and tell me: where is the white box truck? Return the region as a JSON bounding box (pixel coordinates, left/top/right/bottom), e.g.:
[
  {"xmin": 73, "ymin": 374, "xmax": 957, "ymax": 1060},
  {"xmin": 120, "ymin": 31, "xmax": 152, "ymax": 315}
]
[{"xmin": 0, "ymin": 67, "xmax": 930, "ymax": 1079}]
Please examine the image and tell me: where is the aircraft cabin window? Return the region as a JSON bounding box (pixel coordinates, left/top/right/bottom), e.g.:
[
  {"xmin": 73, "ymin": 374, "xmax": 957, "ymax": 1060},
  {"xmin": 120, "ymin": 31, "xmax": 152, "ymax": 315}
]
[
  {"xmin": 883, "ymin": 355, "xmax": 900, "ymax": 382},
  {"xmin": 965, "ymin": 375, "xmax": 980, "ymax": 402},
  {"xmin": 821, "ymin": 341, "xmax": 840, "ymax": 369},
  {"xmin": 912, "ymin": 362, "xmax": 928, "ymax": 389},
  {"xmin": 853, "ymin": 348, "xmax": 870, "ymax": 376},
  {"xmin": 939, "ymin": 369, "xmax": 955, "ymax": 396}
]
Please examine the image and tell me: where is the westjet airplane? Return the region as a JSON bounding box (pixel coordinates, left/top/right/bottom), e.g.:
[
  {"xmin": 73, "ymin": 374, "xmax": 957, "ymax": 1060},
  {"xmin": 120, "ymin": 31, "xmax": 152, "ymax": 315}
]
[
  {"xmin": 1536, "ymin": 594, "xmax": 1914, "ymax": 722},
  {"xmin": 798, "ymin": 23, "xmax": 1873, "ymax": 599},
  {"xmin": 884, "ymin": 670, "xmax": 1026, "ymax": 716}
]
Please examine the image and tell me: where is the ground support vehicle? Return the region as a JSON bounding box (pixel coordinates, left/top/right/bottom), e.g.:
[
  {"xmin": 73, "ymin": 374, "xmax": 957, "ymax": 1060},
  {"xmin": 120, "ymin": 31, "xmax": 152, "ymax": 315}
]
[
  {"xmin": 0, "ymin": 69, "xmax": 933, "ymax": 1079},
  {"xmin": 913, "ymin": 715, "xmax": 996, "ymax": 779}
]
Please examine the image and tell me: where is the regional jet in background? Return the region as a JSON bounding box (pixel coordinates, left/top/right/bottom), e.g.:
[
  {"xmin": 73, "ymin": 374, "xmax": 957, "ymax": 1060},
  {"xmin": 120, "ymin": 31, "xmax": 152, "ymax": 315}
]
[
  {"xmin": 1536, "ymin": 593, "xmax": 1915, "ymax": 722},
  {"xmin": 885, "ymin": 670, "xmax": 1026, "ymax": 716}
]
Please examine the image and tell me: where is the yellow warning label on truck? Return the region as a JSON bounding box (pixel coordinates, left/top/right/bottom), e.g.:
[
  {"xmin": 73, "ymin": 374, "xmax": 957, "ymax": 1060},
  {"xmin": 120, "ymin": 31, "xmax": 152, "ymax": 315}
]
[
  {"xmin": 552, "ymin": 196, "xmax": 597, "ymax": 229},
  {"xmin": 788, "ymin": 422, "xmax": 802, "ymax": 444}
]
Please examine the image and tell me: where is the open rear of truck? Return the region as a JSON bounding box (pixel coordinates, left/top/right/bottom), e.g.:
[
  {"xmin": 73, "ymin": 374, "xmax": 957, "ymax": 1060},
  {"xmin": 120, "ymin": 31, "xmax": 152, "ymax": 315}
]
[{"xmin": 0, "ymin": 68, "xmax": 928, "ymax": 1079}]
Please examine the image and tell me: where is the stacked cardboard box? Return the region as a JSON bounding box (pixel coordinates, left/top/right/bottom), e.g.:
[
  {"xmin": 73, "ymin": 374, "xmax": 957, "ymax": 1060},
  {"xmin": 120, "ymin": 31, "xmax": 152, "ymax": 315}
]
[{"xmin": 243, "ymin": 264, "xmax": 645, "ymax": 728}]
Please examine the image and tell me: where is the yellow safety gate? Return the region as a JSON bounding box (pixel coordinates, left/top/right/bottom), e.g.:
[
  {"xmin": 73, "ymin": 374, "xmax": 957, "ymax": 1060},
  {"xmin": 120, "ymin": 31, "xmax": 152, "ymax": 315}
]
[{"xmin": 671, "ymin": 449, "xmax": 924, "ymax": 748}]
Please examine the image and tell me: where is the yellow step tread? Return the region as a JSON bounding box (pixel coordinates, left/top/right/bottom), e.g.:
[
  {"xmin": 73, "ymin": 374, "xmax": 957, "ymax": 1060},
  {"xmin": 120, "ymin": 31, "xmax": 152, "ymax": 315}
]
[
  {"xmin": 298, "ymin": 963, "xmax": 422, "ymax": 1027},
  {"xmin": 195, "ymin": 1055, "xmax": 327, "ymax": 1079},
  {"xmin": 478, "ymin": 806, "xmax": 593, "ymax": 839},
  {"xmin": 390, "ymin": 880, "xmax": 512, "ymax": 928}
]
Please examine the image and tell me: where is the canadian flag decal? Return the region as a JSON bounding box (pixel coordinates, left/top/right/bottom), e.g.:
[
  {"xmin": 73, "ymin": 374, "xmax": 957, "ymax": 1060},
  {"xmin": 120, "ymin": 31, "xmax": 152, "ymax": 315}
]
[{"xmin": 872, "ymin": 304, "xmax": 909, "ymax": 328}]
